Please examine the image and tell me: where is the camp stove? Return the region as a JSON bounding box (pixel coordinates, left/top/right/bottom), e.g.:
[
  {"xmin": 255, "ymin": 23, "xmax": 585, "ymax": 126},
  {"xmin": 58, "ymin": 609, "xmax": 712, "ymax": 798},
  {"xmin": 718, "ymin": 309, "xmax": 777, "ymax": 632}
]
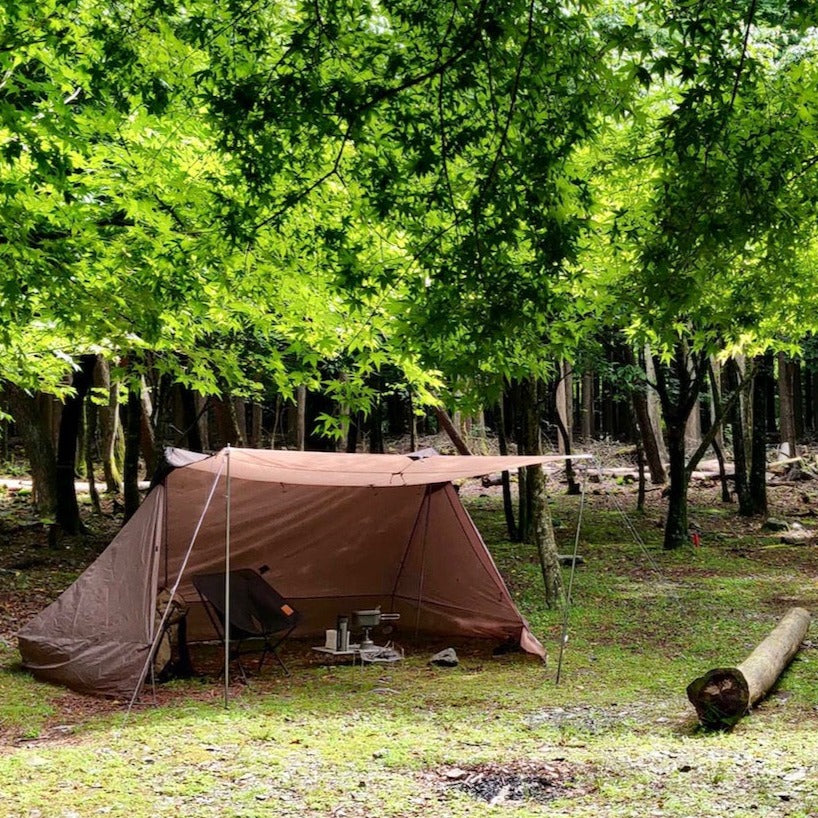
[{"xmin": 352, "ymin": 609, "xmax": 400, "ymax": 649}]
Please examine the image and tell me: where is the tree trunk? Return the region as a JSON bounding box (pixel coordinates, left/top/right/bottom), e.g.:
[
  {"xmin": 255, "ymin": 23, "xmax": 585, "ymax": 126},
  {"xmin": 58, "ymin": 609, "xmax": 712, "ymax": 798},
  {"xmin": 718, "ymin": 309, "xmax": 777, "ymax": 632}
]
[
  {"xmin": 84, "ymin": 395, "xmax": 102, "ymax": 515},
  {"xmin": 6, "ymin": 385, "xmax": 58, "ymax": 518},
  {"xmin": 687, "ymin": 607, "xmax": 810, "ymax": 729},
  {"xmin": 555, "ymin": 361, "xmax": 572, "ymax": 454},
  {"xmin": 123, "ymin": 388, "xmax": 142, "ymax": 522},
  {"xmin": 180, "ymin": 385, "xmax": 203, "ymax": 452},
  {"xmin": 644, "ymin": 348, "xmax": 668, "ymax": 462},
  {"xmin": 625, "ymin": 347, "xmax": 666, "ymax": 484},
  {"xmin": 139, "ymin": 378, "xmax": 157, "ymax": 477},
  {"xmin": 516, "ymin": 378, "xmax": 539, "ymax": 542},
  {"xmin": 581, "ymin": 371, "xmax": 595, "ymax": 441},
  {"xmin": 652, "ymin": 343, "xmax": 708, "ymax": 550},
  {"xmin": 749, "ymin": 354, "xmax": 769, "ymax": 516},
  {"xmin": 346, "ymin": 410, "xmax": 361, "ymax": 453},
  {"xmin": 250, "ymin": 403, "xmax": 263, "ymax": 448},
  {"xmin": 632, "ymin": 389, "xmax": 666, "ymax": 484},
  {"xmin": 369, "ymin": 396, "xmax": 384, "ymax": 453},
  {"xmin": 778, "ymin": 352, "xmax": 797, "ymax": 458},
  {"xmin": 195, "ymin": 392, "xmax": 210, "ymax": 450},
  {"xmin": 663, "ymin": 423, "xmax": 689, "ymax": 550},
  {"xmin": 725, "ymin": 358, "xmax": 753, "ymax": 514},
  {"xmin": 531, "ymin": 465, "xmax": 563, "ymax": 609},
  {"xmin": 706, "ymin": 361, "xmax": 731, "ymax": 503},
  {"xmin": 552, "ymin": 404, "xmax": 579, "ymax": 495},
  {"xmin": 296, "ymin": 386, "xmax": 307, "ymax": 451},
  {"xmin": 432, "ymin": 405, "xmax": 472, "ymax": 455},
  {"xmin": 233, "ymin": 397, "xmax": 248, "ymax": 446},
  {"xmin": 497, "ymin": 397, "xmax": 518, "ymax": 541},
  {"xmin": 94, "ymin": 358, "xmax": 123, "ymax": 493},
  {"xmin": 55, "ymin": 355, "xmax": 96, "ymax": 534}
]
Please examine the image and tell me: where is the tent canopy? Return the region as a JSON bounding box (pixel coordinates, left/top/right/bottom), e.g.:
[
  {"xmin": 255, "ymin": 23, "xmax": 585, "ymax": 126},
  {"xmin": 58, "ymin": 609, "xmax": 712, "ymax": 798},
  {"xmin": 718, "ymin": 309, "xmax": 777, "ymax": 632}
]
[{"xmin": 19, "ymin": 449, "xmax": 585, "ymax": 696}]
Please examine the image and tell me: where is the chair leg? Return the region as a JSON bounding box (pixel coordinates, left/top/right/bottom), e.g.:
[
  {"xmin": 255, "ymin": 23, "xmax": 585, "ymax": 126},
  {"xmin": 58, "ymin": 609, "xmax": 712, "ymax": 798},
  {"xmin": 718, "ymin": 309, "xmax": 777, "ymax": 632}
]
[{"xmin": 271, "ymin": 649, "xmax": 290, "ymax": 676}]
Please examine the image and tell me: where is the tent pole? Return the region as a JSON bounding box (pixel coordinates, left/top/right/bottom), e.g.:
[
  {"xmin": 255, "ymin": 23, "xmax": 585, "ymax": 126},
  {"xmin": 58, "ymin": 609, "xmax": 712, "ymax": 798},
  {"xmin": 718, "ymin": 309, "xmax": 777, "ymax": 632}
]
[
  {"xmin": 224, "ymin": 444, "xmax": 232, "ymax": 709},
  {"xmin": 555, "ymin": 462, "xmax": 587, "ymax": 685},
  {"xmin": 124, "ymin": 458, "xmax": 227, "ymax": 721}
]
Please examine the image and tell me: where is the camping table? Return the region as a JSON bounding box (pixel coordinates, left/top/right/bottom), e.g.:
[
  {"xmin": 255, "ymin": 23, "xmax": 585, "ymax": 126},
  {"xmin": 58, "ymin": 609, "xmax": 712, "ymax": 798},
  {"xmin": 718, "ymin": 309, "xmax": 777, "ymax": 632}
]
[
  {"xmin": 312, "ymin": 644, "xmax": 370, "ymax": 668},
  {"xmin": 312, "ymin": 644, "xmax": 402, "ymax": 666}
]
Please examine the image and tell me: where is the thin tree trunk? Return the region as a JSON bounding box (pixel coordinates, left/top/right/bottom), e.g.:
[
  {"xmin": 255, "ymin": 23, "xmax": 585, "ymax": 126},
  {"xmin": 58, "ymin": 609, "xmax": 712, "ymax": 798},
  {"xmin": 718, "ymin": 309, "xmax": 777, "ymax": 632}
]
[
  {"xmin": 624, "ymin": 347, "xmax": 666, "ymax": 484},
  {"xmin": 250, "ymin": 403, "xmax": 263, "ymax": 448},
  {"xmin": 725, "ymin": 359, "xmax": 753, "ymax": 514},
  {"xmin": 552, "ymin": 405, "xmax": 579, "ymax": 495},
  {"xmin": 706, "ymin": 361, "xmax": 731, "ymax": 503},
  {"xmin": 226, "ymin": 394, "xmax": 247, "ymax": 447},
  {"xmin": 6, "ymin": 385, "xmax": 58, "ymax": 518},
  {"xmin": 55, "ymin": 355, "xmax": 96, "ymax": 534},
  {"xmin": 296, "ymin": 386, "xmax": 307, "ymax": 451},
  {"xmin": 369, "ymin": 397, "xmax": 385, "ymax": 453},
  {"xmin": 195, "ymin": 392, "xmax": 210, "ymax": 450},
  {"xmin": 123, "ymin": 388, "xmax": 142, "ymax": 522},
  {"xmin": 632, "ymin": 388, "xmax": 667, "ymax": 484},
  {"xmin": 233, "ymin": 397, "xmax": 248, "ymax": 447},
  {"xmin": 628, "ymin": 404, "xmax": 647, "ymax": 513},
  {"xmin": 346, "ymin": 410, "xmax": 361, "ymax": 453},
  {"xmin": 749, "ymin": 354, "xmax": 769, "ymax": 516},
  {"xmin": 531, "ymin": 465, "xmax": 564, "ymax": 609},
  {"xmin": 581, "ymin": 371, "xmax": 594, "ymax": 441},
  {"xmin": 497, "ymin": 397, "xmax": 518, "ymax": 542},
  {"xmin": 180, "ymin": 386, "xmax": 203, "ymax": 452},
  {"xmin": 516, "ymin": 378, "xmax": 539, "ymax": 542},
  {"xmin": 778, "ymin": 352, "xmax": 797, "ymax": 457},
  {"xmin": 409, "ymin": 394, "xmax": 417, "ymax": 452},
  {"xmin": 84, "ymin": 397, "xmax": 102, "ymax": 515},
  {"xmin": 432, "ymin": 405, "xmax": 472, "ymax": 455},
  {"xmin": 663, "ymin": 423, "xmax": 689, "ymax": 549},
  {"xmin": 139, "ymin": 378, "xmax": 157, "ymax": 477},
  {"xmin": 95, "ymin": 358, "xmax": 122, "ymax": 493}
]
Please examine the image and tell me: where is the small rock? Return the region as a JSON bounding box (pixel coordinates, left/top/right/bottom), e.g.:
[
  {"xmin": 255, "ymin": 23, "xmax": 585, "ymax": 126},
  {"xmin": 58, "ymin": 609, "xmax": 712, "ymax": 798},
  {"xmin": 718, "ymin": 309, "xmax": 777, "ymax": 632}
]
[
  {"xmin": 443, "ymin": 768, "xmax": 468, "ymax": 780},
  {"xmin": 782, "ymin": 769, "xmax": 806, "ymax": 783},
  {"xmin": 430, "ymin": 648, "xmax": 458, "ymax": 667},
  {"xmin": 557, "ymin": 554, "xmax": 586, "ymax": 566},
  {"xmin": 763, "ymin": 518, "xmax": 790, "ymax": 532},
  {"xmin": 780, "ymin": 529, "xmax": 814, "ymax": 545}
]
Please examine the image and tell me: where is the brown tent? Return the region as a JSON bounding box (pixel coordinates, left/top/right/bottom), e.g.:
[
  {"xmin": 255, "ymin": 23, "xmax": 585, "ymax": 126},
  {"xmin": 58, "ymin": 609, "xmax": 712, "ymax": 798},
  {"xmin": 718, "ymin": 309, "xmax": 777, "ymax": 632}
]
[{"xmin": 19, "ymin": 448, "xmax": 576, "ymax": 697}]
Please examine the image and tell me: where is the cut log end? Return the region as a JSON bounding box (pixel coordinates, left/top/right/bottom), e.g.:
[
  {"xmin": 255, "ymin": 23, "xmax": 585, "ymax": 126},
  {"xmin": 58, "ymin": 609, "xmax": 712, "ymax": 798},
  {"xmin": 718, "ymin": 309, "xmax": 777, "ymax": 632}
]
[
  {"xmin": 687, "ymin": 607, "xmax": 810, "ymax": 729},
  {"xmin": 686, "ymin": 667, "xmax": 750, "ymax": 729}
]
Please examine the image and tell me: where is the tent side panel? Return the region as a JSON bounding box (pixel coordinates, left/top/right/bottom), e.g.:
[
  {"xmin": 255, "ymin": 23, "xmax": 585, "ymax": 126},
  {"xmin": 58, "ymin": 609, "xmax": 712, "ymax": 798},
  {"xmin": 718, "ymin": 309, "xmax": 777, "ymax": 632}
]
[
  {"xmin": 18, "ymin": 487, "xmax": 165, "ymax": 695},
  {"xmin": 393, "ymin": 484, "xmax": 545, "ymax": 657}
]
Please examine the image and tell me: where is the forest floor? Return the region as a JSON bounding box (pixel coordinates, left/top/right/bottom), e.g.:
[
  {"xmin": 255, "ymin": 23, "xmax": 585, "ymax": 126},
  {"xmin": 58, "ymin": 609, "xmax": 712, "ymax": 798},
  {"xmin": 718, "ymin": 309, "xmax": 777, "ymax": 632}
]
[{"xmin": 1, "ymin": 444, "xmax": 817, "ymax": 817}]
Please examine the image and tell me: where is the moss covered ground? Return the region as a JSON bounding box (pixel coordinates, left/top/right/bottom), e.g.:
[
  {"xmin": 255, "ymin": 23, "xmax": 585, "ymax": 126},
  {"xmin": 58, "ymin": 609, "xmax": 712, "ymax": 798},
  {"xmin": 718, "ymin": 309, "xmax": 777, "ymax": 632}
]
[{"xmin": 1, "ymin": 476, "xmax": 817, "ymax": 817}]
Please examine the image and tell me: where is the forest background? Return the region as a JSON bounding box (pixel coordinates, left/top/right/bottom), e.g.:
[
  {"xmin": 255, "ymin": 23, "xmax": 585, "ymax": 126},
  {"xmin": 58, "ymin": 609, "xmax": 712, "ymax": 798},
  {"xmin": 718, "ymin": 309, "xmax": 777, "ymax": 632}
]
[{"xmin": 4, "ymin": 0, "xmax": 818, "ymax": 552}]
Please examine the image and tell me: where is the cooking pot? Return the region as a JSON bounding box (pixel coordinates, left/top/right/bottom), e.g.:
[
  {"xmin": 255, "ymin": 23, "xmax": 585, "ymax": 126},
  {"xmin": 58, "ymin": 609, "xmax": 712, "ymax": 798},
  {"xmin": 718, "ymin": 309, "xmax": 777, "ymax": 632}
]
[{"xmin": 352, "ymin": 609, "xmax": 400, "ymax": 628}]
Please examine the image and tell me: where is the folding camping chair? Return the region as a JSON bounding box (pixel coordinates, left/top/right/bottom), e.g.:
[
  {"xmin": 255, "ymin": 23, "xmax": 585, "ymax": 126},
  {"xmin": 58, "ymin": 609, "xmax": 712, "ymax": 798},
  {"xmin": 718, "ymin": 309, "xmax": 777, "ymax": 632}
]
[{"xmin": 192, "ymin": 569, "xmax": 300, "ymax": 677}]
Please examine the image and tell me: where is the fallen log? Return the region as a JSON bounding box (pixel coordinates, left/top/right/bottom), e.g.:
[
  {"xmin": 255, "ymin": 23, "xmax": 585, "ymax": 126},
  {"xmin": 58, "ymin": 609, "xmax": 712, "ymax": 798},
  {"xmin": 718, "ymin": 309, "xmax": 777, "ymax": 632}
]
[{"xmin": 687, "ymin": 607, "xmax": 810, "ymax": 729}]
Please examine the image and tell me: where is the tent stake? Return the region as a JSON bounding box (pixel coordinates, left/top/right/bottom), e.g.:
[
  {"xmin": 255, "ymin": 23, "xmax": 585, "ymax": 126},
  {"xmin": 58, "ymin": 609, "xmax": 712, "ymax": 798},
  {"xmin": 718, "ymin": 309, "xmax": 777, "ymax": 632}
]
[{"xmin": 224, "ymin": 445, "xmax": 232, "ymax": 709}]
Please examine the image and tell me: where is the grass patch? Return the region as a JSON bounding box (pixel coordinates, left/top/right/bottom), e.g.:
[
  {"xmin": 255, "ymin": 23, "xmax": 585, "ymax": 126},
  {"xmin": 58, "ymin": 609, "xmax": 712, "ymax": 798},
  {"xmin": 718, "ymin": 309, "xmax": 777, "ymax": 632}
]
[{"xmin": 1, "ymin": 483, "xmax": 817, "ymax": 817}]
